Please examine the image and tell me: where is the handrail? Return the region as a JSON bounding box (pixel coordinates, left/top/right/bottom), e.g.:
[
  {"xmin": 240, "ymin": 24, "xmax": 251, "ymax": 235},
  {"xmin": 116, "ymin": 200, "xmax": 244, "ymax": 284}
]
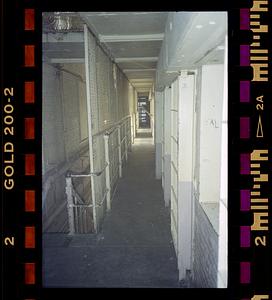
[
  {"xmin": 67, "ymin": 163, "xmax": 108, "ymax": 178},
  {"xmin": 67, "ymin": 174, "xmax": 108, "ymax": 210},
  {"xmin": 69, "ymin": 190, "xmax": 109, "ymax": 208},
  {"xmin": 92, "ymin": 115, "xmax": 131, "ymax": 138},
  {"xmin": 65, "ymin": 112, "xmax": 132, "ymax": 234}
]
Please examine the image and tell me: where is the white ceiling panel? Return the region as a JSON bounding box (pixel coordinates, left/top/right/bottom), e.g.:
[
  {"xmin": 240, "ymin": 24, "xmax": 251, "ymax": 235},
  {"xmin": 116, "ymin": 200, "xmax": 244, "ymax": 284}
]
[
  {"xmin": 43, "ymin": 12, "xmax": 170, "ymax": 89},
  {"xmin": 107, "ymin": 41, "xmax": 162, "ymax": 58},
  {"xmin": 117, "ymin": 61, "xmax": 157, "ymax": 69},
  {"xmin": 82, "ymin": 12, "xmax": 168, "ymax": 36},
  {"xmin": 126, "ymin": 71, "xmax": 155, "ymax": 79}
]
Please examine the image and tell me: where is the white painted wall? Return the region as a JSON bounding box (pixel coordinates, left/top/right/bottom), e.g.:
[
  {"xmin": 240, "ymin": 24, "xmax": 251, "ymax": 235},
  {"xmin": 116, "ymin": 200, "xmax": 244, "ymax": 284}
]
[
  {"xmin": 198, "ymin": 64, "xmax": 224, "ymax": 204},
  {"xmin": 155, "ymin": 91, "xmax": 163, "ymax": 179},
  {"xmin": 128, "ymin": 84, "xmax": 136, "ymax": 143},
  {"xmin": 150, "ymin": 86, "xmax": 155, "ymax": 143},
  {"xmin": 217, "ymin": 36, "xmax": 228, "ymax": 288},
  {"xmin": 161, "ymin": 92, "xmax": 165, "ymax": 188},
  {"xmin": 177, "ymin": 73, "xmax": 196, "ymax": 280},
  {"xmin": 163, "ymin": 86, "xmax": 171, "ymax": 207},
  {"xmin": 192, "ymin": 62, "xmax": 227, "ymax": 287},
  {"xmin": 170, "ymin": 79, "xmax": 179, "ymax": 255}
]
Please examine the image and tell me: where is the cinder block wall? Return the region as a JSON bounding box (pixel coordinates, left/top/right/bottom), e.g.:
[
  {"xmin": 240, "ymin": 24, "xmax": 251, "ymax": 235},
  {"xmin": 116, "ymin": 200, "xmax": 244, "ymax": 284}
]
[{"xmin": 192, "ymin": 200, "xmax": 218, "ymax": 288}]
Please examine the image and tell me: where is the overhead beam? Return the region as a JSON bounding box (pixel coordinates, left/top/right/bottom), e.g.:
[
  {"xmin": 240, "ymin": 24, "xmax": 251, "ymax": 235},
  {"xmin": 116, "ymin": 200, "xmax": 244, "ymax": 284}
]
[
  {"xmin": 135, "ymin": 88, "xmax": 152, "ymax": 93},
  {"xmin": 99, "ymin": 34, "xmax": 164, "ymax": 43},
  {"xmin": 130, "ymin": 83, "xmax": 154, "ymax": 86},
  {"xmin": 131, "ymin": 84, "xmax": 153, "ymax": 88},
  {"xmin": 85, "ymin": 12, "xmax": 166, "ymax": 17},
  {"xmin": 115, "ymin": 57, "xmax": 158, "ymax": 63},
  {"xmin": 43, "ymin": 32, "xmax": 84, "ymax": 43},
  {"xmin": 130, "ymin": 78, "xmax": 154, "ymax": 82},
  {"xmin": 49, "ymin": 58, "xmax": 84, "ymax": 64},
  {"xmin": 123, "ymin": 68, "xmax": 156, "ymax": 72}
]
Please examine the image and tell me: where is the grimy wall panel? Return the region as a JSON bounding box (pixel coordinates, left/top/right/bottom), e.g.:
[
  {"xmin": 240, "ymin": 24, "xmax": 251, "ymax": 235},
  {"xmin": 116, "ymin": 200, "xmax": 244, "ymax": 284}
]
[
  {"xmin": 43, "ymin": 26, "xmax": 136, "ymax": 233},
  {"xmin": 42, "ymin": 62, "xmax": 89, "ymax": 232},
  {"xmin": 43, "ymin": 63, "xmax": 66, "ymax": 171},
  {"xmin": 84, "ymin": 27, "xmax": 134, "ymax": 232}
]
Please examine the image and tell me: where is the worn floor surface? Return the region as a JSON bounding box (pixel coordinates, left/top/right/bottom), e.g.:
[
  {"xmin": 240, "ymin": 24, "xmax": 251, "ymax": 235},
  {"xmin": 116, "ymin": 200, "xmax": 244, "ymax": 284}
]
[{"xmin": 43, "ymin": 134, "xmax": 180, "ymax": 288}]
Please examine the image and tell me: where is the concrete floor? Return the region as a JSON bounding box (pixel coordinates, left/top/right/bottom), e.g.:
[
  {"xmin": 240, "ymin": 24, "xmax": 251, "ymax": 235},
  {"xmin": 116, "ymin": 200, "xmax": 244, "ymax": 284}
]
[{"xmin": 43, "ymin": 133, "xmax": 180, "ymax": 288}]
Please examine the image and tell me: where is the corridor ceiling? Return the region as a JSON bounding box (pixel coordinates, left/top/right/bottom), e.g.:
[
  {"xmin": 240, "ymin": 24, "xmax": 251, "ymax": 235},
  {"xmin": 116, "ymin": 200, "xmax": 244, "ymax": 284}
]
[
  {"xmin": 43, "ymin": 12, "xmax": 226, "ymax": 92},
  {"xmin": 79, "ymin": 12, "xmax": 168, "ymax": 93},
  {"xmin": 43, "ymin": 12, "xmax": 168, "ymax": 93}
]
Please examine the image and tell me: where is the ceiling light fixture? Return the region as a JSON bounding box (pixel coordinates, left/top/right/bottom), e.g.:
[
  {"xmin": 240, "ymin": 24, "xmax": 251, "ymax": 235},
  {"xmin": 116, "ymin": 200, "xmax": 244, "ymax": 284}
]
[
  {"xmin": 196, "ymin": 25, "xmax": 203, "ymax": 29},
  {"xmin": 209, "ymin": 21, "xmax": 216, "ymax": 25}
]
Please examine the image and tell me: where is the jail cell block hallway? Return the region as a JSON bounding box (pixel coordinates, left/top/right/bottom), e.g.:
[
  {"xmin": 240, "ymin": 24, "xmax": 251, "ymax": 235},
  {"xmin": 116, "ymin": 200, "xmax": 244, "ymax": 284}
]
[
  {"xmin": 43, "ymin": 135, "xmax": 180, "ymax": 288},
  {"xmin": 42, "ymin": 12, "xmax": 228, "ymax": 288}
]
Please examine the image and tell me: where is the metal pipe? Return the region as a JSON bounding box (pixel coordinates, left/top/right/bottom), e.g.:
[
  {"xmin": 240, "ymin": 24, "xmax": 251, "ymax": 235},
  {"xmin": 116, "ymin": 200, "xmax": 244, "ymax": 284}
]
[
  {"xmin": 117, "ymin": 125, "xmax": 122, "ymax": 177},
  {"xmin": 65, "ymin": 177, "xmax": 75, "ymax": 234},
  {"xmin": 125, "ymin": 135, "xmax": 128, "ymax": 161},
  {"xmin": 67, "ymin": 163, "xmax": 108, "ymax": 178},
  {"xmin": 92, "ymin": 115, "xmax": 131, "ymax": 138},
  {"xmin": 68, "ymin": 204, "xmax": 94, "ymax": 208},
  {"xmin": 104, "ymin": 135, "xmax": 111, "ymax": 211},
  {"xmin": 84, "ymin": 24, "xmax": 98, "ymax": 233}
]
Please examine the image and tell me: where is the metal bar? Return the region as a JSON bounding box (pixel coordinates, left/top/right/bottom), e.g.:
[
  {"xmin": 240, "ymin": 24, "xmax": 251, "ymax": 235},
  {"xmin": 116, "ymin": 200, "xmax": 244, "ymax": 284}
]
[
  {"xmin": 83, "ymin": 208, "xmax": 86, "ymax": 233},
  {"xmin": 84, "ymin": 25, "xmax": 98, "ymax": 233},
  {"xmin": 125, "ymin": 135, "xmax": 128, "ymax": 161},
  {"xmin": 79, "ymin": 206, "xmax": 84, "ymax": 233},
  {"xmin": 69, "ymin": 204, "xmax": 94, "ymax": 208},
  {"xmin": 68, "ymin": 163, "xmax": 108, "ymax": 178},
  {"xmin": 129, "ymin": 116, "xmax": 132, "ymax": 151},
  {"xmin": 92, "ymin": 115, "xmax": 131, "ymax": 138},
  {"xmin": 104, "ymin": 135, "xmax": 111, "ymax": 211},
  {"xmin": 131, "ymin": 114, "xmax": 134, "ymax": 144},
  {"xmin": 97, "ymin": 188, "xmax": 109, "ymax": 207},
  {"xmin": 76, "ymin": 206, "xmax": 80, "ymax": 233},
  {"xmin": 65, "ymin": 177, "xmax": 75, "ymax": 234},
  {"xmin": 68, "ymin": 189, "xmax": 108, "ymax": 208},
  {"xmin": 117, "ymin": 125, "xmax": 122, "ymax": 177}
]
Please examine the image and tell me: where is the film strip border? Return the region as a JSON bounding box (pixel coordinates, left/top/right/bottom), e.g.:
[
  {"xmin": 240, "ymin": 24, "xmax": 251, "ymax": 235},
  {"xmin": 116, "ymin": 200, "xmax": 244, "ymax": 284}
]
[
  {"xmin": 23, "ymin": 7, "xmax": 37, "ymax": 300},
  {"xmin": 239, "ymin": 1, "xmax": 270, "ymax": 300}
]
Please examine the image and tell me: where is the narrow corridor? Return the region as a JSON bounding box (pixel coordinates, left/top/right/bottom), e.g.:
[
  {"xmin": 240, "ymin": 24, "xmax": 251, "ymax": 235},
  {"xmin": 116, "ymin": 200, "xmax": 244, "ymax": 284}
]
[
  {"xmin": 43, "ymin": 135, "xmax": 180, "ymax": 288},
  {"xmin": 42, "ymin": 11, "xmax": 228, "ymax": 287}
]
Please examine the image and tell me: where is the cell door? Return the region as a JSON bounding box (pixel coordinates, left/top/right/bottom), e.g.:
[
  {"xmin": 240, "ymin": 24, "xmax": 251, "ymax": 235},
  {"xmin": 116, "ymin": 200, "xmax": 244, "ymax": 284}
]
[{"xmin": 138, "ymin": 96, "xmax": 150, "ymax": 128}]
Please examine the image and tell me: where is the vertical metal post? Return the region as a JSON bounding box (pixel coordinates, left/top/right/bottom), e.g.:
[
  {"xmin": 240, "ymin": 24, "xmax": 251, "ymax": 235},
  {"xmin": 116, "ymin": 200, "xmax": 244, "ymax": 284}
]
[
  {"xmin": 129, "ymin": 116, "xmax": 132, "ymax": 151},
  {"xmin": 135, "ymin": 112, "xmax": 138, "ymax": 137},
  {"xmin": 84, "ymin": 25, "xmax": 98, "ymax": 233},
  {"xmin": 104, "ymin": 134, "xmax": 111, "ymax": 211},
  {"xmin": 65, "ymin": 176, "xmax": 75, "ymax": 235},
  {"xmin": 124, "ymin": 120, "xmax": 128, "ymax": 161},
  {"xmin": 117, "ymin": 125, "xmax": 122, "ymax": 177},
  {"xmin": 131, "ymin": 114, "xmax": 134, "ymax": 144},
  {"xmin": 125, "ymin": 136, "xmax": 128, "ymax": 161}
]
